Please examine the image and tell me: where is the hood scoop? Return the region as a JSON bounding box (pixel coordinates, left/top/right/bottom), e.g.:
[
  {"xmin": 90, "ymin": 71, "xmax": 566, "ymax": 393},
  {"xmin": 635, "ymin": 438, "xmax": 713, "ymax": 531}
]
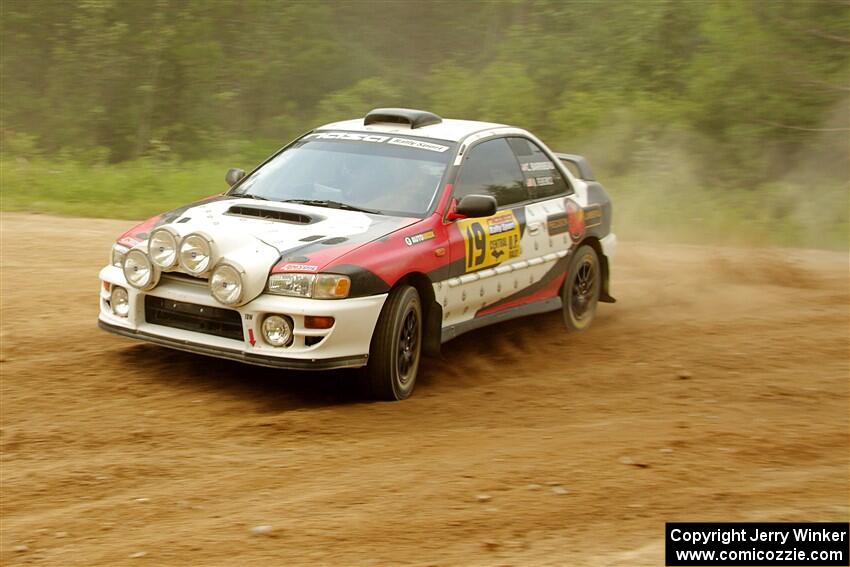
[{"xmin": 225, "ymin": 204, "xmax": 319, "ymax": 225}]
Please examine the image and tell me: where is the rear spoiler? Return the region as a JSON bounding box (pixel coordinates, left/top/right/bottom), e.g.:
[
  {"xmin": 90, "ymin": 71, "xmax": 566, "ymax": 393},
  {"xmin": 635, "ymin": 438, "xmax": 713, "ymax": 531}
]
[{"xmin": 554, "ymin": 153, "xmax": 595, "ymax": 181}]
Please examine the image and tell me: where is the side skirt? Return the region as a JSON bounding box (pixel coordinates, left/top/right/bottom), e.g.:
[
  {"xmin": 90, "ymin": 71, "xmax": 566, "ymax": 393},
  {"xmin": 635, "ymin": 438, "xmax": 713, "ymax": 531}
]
[{"xmin": 440, "ymin": 296, "xmax": 562, "ymax": 344}]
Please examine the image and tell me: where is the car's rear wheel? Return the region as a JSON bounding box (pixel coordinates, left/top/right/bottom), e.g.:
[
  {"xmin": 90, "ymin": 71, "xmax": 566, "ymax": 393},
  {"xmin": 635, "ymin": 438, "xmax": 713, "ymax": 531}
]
[
  {"xmin": 562, "ymin": 244, "xmax": 600, "ymax": 332},
  {"xmin": 363, "ymin": 285, "xmax": 422, "ymax": 400}
]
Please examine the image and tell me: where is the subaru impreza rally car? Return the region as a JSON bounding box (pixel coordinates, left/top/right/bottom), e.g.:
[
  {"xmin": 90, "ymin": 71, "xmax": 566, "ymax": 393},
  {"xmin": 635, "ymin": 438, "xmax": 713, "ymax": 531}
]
[{"xmin": 99, "ymin": 108, "xmax": 616, "ymax": 400}]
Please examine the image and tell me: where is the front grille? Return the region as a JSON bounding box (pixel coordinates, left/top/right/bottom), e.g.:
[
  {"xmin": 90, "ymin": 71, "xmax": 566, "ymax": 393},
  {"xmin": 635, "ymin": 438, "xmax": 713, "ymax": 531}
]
[{"xmin": 144, "ymin": 296, "xmax": 244, "ymax": 341}]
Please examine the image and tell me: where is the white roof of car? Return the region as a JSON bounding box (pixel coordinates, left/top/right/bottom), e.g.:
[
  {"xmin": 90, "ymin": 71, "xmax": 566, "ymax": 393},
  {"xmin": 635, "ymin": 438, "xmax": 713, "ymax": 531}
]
[{"xmin": 317, "ymin": 117, "xmax": 511, "ymax": 143}]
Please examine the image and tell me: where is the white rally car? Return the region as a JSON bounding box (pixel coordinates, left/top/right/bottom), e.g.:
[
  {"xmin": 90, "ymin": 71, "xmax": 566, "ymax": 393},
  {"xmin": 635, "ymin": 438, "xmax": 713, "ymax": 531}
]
[{"xmin": 99, "ymin": 108, "xmax": 616, "ymax": 400}]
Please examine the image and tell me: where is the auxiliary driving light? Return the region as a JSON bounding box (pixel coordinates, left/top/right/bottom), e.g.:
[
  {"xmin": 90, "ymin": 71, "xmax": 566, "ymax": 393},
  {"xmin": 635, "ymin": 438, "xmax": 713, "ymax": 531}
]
[
  {"xmin": 149, "ymin": 228, "xmax": 178, "ymax": 269},
  {"xmin": 123, "ymin": 249, "xmax": 158, "ymax": 290},
  {"xmin": 262, "ymin": 315, "xmax": 294, "ymax": 347},
  {"xmin": 110, "ymin": 286, "xmax": 130, "ymax": 317},
  {"xmin": 210, "ymin": 263, "xmax": 244, "ymax": 305},
  {"xmin": 179, "ymin": 233, "xmax": 212, "ymax": 274}
]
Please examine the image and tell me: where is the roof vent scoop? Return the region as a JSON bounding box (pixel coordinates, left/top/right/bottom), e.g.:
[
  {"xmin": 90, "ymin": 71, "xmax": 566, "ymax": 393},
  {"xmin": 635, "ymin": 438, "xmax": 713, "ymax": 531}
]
[{"xmin": 364, "ymin": 108, "xmax": 442, "ymax": 129}]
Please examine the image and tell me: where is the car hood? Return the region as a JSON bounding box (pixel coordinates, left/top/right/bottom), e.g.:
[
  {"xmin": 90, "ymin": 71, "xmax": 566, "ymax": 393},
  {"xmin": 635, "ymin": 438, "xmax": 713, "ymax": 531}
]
[{"xmin": 118, "ymin": 195, "xmax": 418, "ymax": 271}]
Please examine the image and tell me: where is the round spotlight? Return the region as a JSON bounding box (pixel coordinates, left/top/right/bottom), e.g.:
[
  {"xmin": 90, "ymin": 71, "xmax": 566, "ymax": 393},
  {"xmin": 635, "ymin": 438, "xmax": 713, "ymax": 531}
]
[
  {"xmin": 262, "ymin": 315, "xmax": 293, "ymax": 347},
  {"xmin": 210, "ymin": 263, "xmax": 243, "ymax": 305},
  {"xmin": 149, "ymin": 228, "xmax": 178, "ymax": 269},
  {"xmin": 123, "ymin": 249, "xmax": 157, "ymax": 289},
  {"xmin": 110, "ymin": 286, "xmax": 130, "ymax": 317},
  {"xmin": 179, "ymin": 233, "xmax": 212, "ymax": 275}
]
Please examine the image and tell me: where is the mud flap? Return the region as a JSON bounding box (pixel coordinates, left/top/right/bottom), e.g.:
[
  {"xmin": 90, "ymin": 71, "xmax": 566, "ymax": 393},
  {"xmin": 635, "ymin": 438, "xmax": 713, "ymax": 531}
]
[{"xmin": 599, "ymin": 254, "xmax": 616, "ymax": 303}]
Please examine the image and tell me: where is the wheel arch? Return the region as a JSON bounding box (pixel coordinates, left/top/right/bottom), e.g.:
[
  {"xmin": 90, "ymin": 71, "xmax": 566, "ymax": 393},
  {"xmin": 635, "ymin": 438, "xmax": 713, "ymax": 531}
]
[
  {"xmin": 394, "ymin": 271, "xmax": 442, "ymax": 357},
  {"xmin": 564, "ymin": 236, "xmax": 615, "ymax": 303}
]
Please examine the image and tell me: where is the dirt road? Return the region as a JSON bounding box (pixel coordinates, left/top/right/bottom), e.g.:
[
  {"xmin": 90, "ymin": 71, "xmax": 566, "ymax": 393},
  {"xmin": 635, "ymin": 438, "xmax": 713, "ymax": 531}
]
[{"xmin": 1, "ymin": 213, "xmax": 847, "ymax": 566}]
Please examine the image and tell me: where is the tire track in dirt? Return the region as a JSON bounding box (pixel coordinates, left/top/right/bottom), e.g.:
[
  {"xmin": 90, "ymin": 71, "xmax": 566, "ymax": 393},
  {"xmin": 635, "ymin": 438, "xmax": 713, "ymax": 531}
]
[{"xmin": 1, "ymin": 213, "xmax": 847, "ymax": 566}]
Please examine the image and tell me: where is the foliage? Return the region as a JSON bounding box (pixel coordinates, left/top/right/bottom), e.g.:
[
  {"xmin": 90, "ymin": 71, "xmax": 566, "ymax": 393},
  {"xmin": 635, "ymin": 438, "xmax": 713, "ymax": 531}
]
[{"xmin": 1, "ymin": 0, "xmax": 847, "ymax": 247}]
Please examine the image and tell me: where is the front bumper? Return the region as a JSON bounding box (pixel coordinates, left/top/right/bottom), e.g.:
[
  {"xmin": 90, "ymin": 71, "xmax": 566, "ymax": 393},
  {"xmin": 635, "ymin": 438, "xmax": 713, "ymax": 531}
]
[
  {"xmin": 97, "ymin": 320, "xmax": 367, "ymax": 370},
  {"xmin": 98, "ymin": 265, "xmax": 386, "ymax": 370}
]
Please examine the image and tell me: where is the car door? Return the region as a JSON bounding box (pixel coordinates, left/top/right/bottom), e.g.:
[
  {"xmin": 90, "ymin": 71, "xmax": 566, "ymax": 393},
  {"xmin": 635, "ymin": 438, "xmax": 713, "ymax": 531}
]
[
  {"xmin": 498, "ymin": 136, "xmax": 577, "ymax": 306},
  {"xmin": 439, "ymin": 137, "xmax": 535, "ymax": 331},
  {"xmin": 507, "ymin": 134, "xmax": 577, "ymax": 252}
]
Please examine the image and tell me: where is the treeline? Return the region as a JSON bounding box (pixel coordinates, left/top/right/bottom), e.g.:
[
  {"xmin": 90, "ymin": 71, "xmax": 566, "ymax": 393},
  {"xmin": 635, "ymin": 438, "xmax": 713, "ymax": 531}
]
[{"xmin": 1, "ymin": 0, "xmax": 848, "ymax": 246}]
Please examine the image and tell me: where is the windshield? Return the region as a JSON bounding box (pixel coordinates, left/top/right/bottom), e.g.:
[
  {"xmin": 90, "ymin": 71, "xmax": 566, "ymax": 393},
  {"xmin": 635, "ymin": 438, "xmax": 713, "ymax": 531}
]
[{"xmin": 230, "ymin": 131, "xmax": 456, "ymax": 216}]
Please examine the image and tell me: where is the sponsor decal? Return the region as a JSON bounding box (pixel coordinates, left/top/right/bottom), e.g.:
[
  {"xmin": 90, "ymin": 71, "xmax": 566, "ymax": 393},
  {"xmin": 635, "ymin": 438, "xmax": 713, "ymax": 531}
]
[
  {"xmin": 459, "ymin": 211, "xmax": 522, "ymax": 272},
  {"xmin": 551, "ymin": 202, "xmax": 602, "ymax": 240},
  {"xmin": 118, "ymin": 235, "xmax": 141, "ymax": 247},
  {"xmin": 526, "ymin": 178, "xmax": 537, "ymax": 188},
  {"xmin": 404, "ymin": 230, "xmax": 436, "ymax": 246},
  {"xmin": 584, "ymin": 204, "xmax": 603, "ymax": 228},
  {"xmin": 565, "ymin": 199, "xmax": 585, "ymax": 241},
  {"xmin": 387, "ymin": 138, "xmax": 450, "ymax": 153},
  {"xmin": 520, "ymin": 161, "xmax": 555, "ymax": 172},
  {"xmin": 487, "ymin": 213, "xmax": 517, "ymax": 236},
  {"xmin": 534, "ymin": 176, "xmax": 554, "ymax": 187},
  {"xmin": 281, "ymin": 263, "xmax": 319, "ymax": 272},
  {"xmin": 308, "ymin": 131, "xmax": 449, "ymax": 152},
  {"xmin": 309, "ymin": 132, "xmax": 389, "ymax": 143},
  {"xmin": 546, "ymin": 212, "xmax": 570, "ymax": 236}
]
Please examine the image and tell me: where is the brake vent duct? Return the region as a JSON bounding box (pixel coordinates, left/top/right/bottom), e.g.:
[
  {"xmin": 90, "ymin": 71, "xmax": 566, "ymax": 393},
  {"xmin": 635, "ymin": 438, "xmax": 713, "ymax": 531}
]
[{"xmin": 226, "ymin": 205, "xmax": 317, "ymax": 224}]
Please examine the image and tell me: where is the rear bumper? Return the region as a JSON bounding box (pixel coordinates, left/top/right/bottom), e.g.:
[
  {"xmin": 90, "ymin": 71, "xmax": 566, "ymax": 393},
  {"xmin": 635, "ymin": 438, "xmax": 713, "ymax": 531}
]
[{"xmin": 98, "ymin": 320, "xmax": 367, "ymax": 370}]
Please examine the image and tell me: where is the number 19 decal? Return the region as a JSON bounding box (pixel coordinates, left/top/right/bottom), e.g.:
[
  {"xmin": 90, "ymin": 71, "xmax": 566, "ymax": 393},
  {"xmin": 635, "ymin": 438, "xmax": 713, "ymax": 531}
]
[
  {"xmin": 465, "ymin": 223, "xmax": 487, "ymax": 269},
  {"xmin": 459, "ymin": 211, "xmax": 522, "ymax": 272}
]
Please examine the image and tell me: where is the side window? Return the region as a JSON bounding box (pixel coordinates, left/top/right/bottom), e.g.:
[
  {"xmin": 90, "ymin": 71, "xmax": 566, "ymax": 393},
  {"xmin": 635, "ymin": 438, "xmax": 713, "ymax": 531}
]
[
  {"xmin": 507, "ymin": 137, "xmax": 571, "ymax": 199},
  {"xmin": 454, "ymin": 138, "xmax": 528, "ymax": 207}
]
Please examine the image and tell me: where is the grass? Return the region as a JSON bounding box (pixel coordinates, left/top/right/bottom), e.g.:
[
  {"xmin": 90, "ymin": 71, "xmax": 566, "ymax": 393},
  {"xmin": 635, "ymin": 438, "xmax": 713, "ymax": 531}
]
[
  {"xmin": 1, "ymin": 157, "xmax": 847, "ymax": 250},
  {"xmin": 1, "ymin": 158, "xmax": 229, "ymax": 220}
]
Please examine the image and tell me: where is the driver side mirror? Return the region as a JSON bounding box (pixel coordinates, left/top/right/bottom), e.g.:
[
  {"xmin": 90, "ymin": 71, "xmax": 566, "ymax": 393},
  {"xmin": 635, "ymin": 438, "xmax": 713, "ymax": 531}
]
[
  {"xmin": 451, "ymin": 194, "xmax": 497, "ymax": 220},
  {"xmin": 225, "ymin": 168, "xmax": 246, "ymax": 187}
]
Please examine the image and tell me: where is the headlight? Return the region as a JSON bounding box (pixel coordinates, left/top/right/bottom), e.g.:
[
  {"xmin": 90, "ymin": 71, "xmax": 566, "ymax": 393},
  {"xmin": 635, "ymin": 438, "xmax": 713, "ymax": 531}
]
[
  {"xmin": 267, "ymin": 273, "xmax": 314, "ymax": 298},
  {"xmin": 122, "ymin": 249, "xmax": 158, "ymax": 289},
  {"xmin": 179, "ymin": 233, "xmax": 212, "ymax": 274},
  {"xmin": 110, "ymin": 286, "xmax": 130, "ymax": 317},
  {"xmin": 313, "ymin": 274, "xmax": 351, "ymax": 299},
  {"xmin": 262, "ymin": 315, "xmax": 294, "ymax": 347},
  {"xmin": 266, "ymin": 273, "xmax": 350, "ymax": 299},
  {"xmin": 148, "ymin": 228, "xmax": 178, "ymax": 269},
  {"xmin": 111, "ymin": 244, "xmax": 129, "ymax": 268},
  {"xmin": 209, "ymin": 263, "xmax": 243, "ymax": 305}
]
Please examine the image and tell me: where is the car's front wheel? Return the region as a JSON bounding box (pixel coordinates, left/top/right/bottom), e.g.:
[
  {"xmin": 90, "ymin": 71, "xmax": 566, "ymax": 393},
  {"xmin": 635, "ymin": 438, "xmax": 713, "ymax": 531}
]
[
  {"xmin": 363, "ymin": 285, "xmax": 422, "ymax": 400},
  {"xmin": 562, "ymin": 244, "xmax": 600, "ymax": 332}
]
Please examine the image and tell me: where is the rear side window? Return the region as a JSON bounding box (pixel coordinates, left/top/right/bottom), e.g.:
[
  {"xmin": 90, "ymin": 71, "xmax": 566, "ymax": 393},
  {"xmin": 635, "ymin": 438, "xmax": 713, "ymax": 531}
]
[
  {"xmin": 453, "ymin": 138, "xmax": 528, "ymax": 207},
  {"xmin": 507, "ymin": 137, "xmax": 571, "ymax": 199}
]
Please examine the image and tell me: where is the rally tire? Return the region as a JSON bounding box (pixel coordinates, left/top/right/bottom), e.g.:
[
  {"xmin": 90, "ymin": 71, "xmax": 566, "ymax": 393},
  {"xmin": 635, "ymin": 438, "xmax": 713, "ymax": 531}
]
[
  {"xmin": 563, "ymin": 244, "xmax": 600, "ymax": 332},
  {"xmin": 363, "ymin": 285, "xmax": 422, "ymax": 401}
]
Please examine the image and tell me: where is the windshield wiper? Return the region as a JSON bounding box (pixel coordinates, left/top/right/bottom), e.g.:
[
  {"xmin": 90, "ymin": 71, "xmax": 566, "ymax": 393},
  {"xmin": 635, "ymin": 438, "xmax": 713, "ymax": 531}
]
[{"xmin": 281, "ymin": 199, "xmax": 381, "ymax": 214}]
